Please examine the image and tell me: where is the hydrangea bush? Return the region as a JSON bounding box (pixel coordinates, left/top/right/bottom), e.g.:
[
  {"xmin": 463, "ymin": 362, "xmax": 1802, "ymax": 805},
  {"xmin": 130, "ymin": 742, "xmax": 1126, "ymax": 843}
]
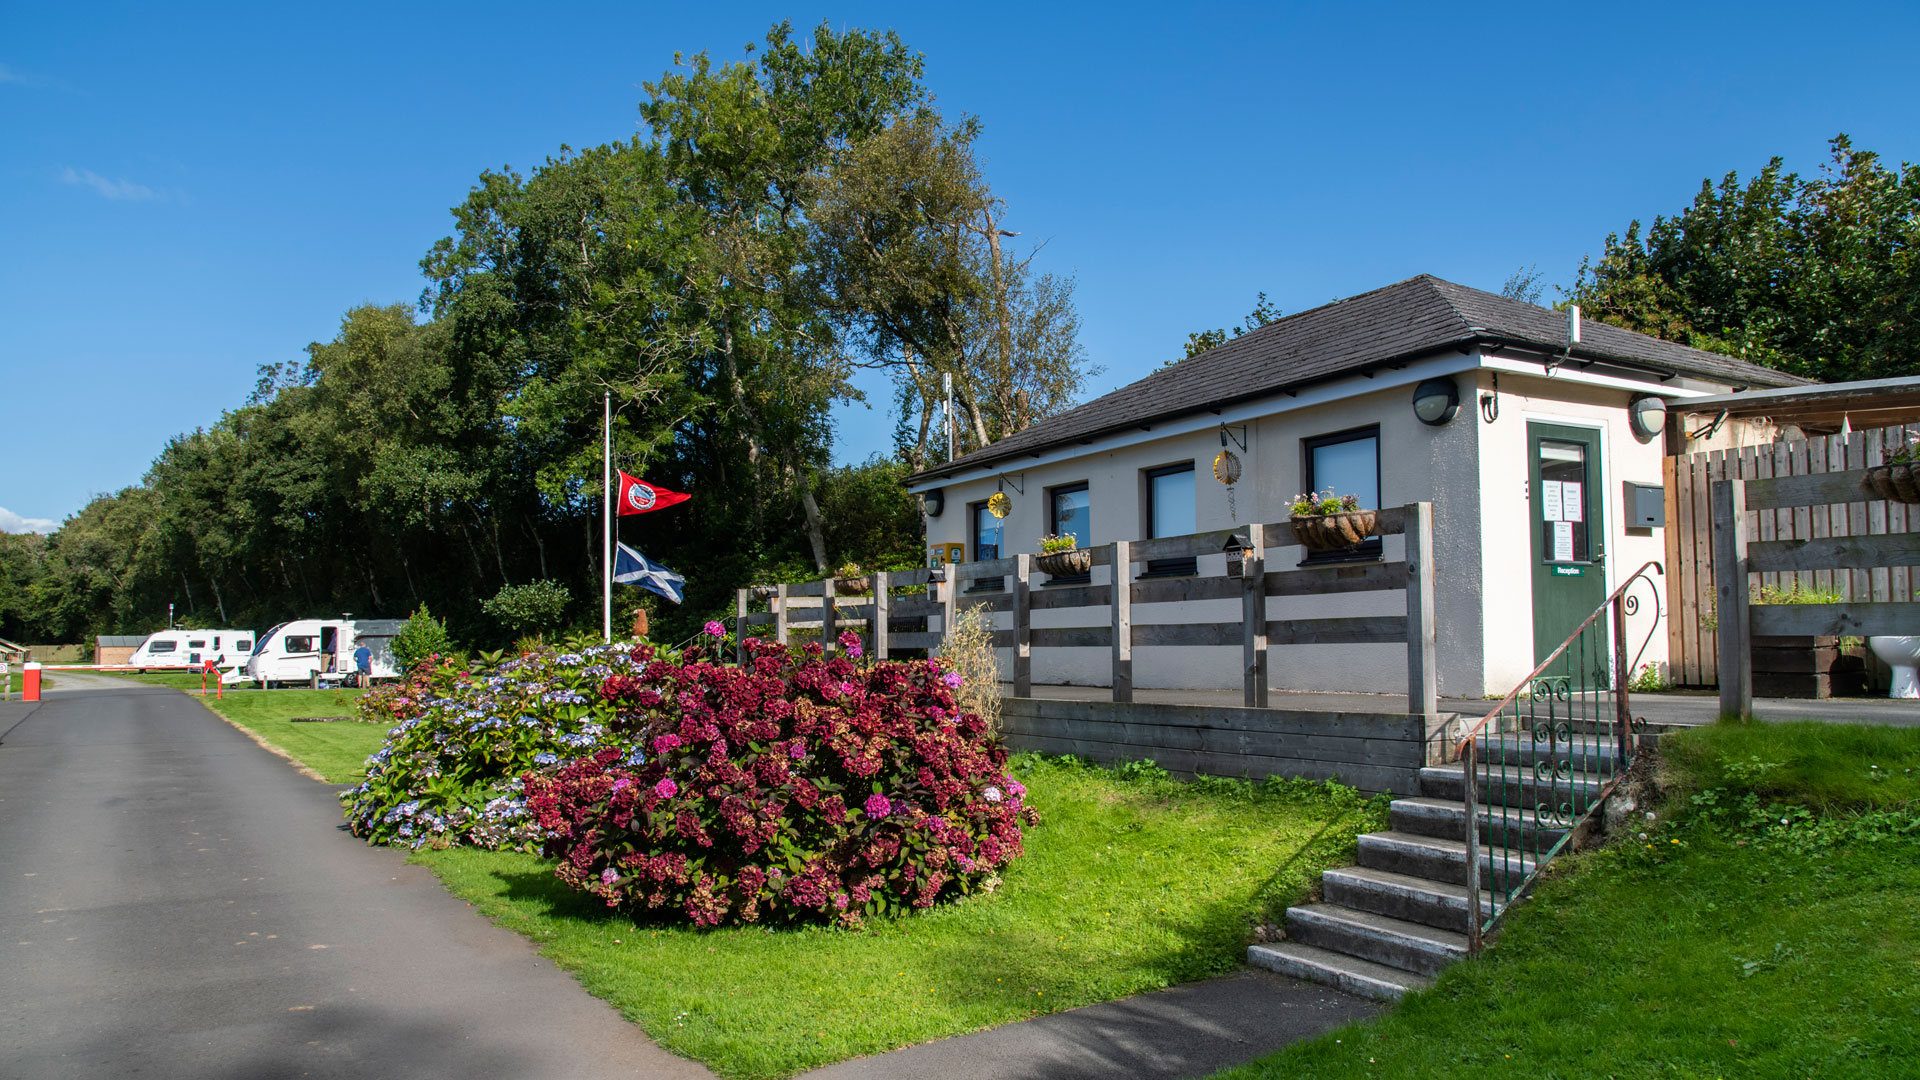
[
  {"xmin": 340, "ymin": 642, "xmax": 656, "ymax": 850},
  {"xmin": 524, "ymin": 633, "xmax": 1036, "ymax": 928}
]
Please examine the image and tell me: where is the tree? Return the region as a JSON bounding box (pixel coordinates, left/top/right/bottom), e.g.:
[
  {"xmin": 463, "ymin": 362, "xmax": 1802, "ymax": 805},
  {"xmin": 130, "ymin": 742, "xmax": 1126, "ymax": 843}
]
[
  {"xmin": 1179, "ymin": 292, "xmax": 1284, "ymax": 361},
  {"xmin": 1500, "ymin": 265, "xmax": 1545, "ymax": 305},
  {"xmin": 391, "ymin": 603, "xmax": 458, "ymax": 673},
  {"xmin": 808, "ymin": 111, "xmax": 1093, "ymax": 468},
  {"xmin": 1572, "ymin": 135, "xmax": 1920, "ymax": 382}
]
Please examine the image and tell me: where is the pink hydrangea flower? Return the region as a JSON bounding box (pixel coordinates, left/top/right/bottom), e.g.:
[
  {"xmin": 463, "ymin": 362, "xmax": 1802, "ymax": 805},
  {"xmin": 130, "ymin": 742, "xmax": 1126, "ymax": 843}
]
[
  {"xmin": 704, "ymin": 620, "xmax": 726, "ymax": 637},
  {"xmin": 942, "ymin": 672, "xmax": 963, "ymax": 689},
  {"xmin": 864, "ymin": 793, "xmax": 892, "ymax": 819},
  {"xmin": 654, "ymin": 778, "xmax": 679, "ymax": 800},
  {"xmin": 601, "ymin": 867, "xmax": 619, "ymax": 886}
]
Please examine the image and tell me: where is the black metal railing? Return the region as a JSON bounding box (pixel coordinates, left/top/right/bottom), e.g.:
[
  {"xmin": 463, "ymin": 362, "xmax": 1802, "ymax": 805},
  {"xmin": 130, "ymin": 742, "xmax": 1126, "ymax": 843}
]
[{"xmin": 1456, "ymin": 561, "xmax": 1664, "ymax": 953}]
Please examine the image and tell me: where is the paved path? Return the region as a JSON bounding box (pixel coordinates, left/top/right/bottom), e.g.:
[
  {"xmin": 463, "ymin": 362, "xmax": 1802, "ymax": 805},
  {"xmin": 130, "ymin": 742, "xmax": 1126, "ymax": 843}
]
[
  {"xmin": 0, "ymin": 684, "xmax": 712, "ymax": 1080},
  {"xmin": 799, "ymin": 970, "xmax": 1375, "ymax": 1080}
]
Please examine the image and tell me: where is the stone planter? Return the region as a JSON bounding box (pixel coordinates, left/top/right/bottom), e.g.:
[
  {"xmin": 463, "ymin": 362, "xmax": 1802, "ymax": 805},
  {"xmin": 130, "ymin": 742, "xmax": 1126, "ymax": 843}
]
[
  {"xmin": 1290, "ymin": 510, "xmax": 1378, "ymax": 552},
  {"xmin": 1036, "ymin": 548, "xmax": 1093, "ymax": 577},
  {"xmin": 835, "ymin": 576, "xmax": 871, "ymax": 595},
  {"xmin": 1861, "ymin": 463, "xmax": 1920, "ymax": 503}
]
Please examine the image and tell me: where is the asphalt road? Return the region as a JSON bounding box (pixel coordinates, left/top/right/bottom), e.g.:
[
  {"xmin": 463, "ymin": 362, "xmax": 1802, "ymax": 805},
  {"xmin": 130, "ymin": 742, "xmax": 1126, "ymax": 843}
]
[{"xmin": 0, "ymin": 684, "xmax": 711, "ymax": 1080}]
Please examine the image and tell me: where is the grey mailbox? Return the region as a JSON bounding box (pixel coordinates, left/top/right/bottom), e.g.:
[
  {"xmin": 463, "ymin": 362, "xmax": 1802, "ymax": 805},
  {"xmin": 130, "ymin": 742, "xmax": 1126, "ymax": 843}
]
[{"xmin": 1624, "ymin": 481, "xmax": 1665, "ymax": 528}]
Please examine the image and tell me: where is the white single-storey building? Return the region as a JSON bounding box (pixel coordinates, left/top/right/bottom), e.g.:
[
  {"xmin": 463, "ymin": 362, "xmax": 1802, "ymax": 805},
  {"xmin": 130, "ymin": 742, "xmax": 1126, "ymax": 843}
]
[{"xmin": 905, "ymin": 275, "xmax": 1808, "ymax": 699}]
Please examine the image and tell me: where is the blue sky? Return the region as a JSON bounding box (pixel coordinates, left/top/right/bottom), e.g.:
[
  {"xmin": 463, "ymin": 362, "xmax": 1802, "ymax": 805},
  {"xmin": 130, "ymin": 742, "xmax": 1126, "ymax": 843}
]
[{"xmin": 2, "ymin": 1, "xmax": 1916, "ymax": 531}]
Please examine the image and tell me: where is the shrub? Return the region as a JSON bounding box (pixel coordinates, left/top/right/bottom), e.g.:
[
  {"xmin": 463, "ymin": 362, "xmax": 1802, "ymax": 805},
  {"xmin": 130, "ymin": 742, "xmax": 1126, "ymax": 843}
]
[
  {"xmin": 523, "ymin": 632, "xmax": 1035, "ymax": 929},
  {"xmin": 391, "ymin": 603, "xmax": 458, "ymax": 673},
  {"xmin": 481, "ymin": 580, "xmax": 572, "ymax": 637},
  {"xmin": 340, "ymin": 641, "xmax": 653, "ymax": 850},
  {"xmin": 935, "ymin": 604, "xmax": 1001, "ymax": 735}
]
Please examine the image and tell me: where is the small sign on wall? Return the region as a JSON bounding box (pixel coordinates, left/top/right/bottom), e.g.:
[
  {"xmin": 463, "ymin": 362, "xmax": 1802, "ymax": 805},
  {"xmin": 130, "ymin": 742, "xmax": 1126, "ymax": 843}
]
[{"xmin": 1552, "ymin": 520, "xmax": 1575, "ymax": 562}]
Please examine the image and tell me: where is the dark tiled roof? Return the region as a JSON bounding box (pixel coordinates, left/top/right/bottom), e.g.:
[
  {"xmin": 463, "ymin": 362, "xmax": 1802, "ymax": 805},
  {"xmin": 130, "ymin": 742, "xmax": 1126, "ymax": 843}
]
[{"xmin": 909, "ymin": 274, "xmax": 1811, "ymax": 483}]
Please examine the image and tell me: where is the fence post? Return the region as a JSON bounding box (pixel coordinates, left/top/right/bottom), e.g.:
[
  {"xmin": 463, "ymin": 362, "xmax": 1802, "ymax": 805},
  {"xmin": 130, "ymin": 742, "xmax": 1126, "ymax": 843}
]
[
  {"xmin": 775, "ymin": 583, "xmax": 790, "ymax": 646},
  {"xmin": 1712, "ymin": 478, "xmax": 1753, "ymax": 719},
  {"xmin": 822, "ymin": 575, "xmax": 838, "ymax": 654},
  {"xmin": 1405, "ymin": 501, "xmax": 1438, "ymax": 715},
  {"xmin": 1462, "ymin": 736, "xmax": 1482, "ymax": 955},
  {"xmin": 873, "ymin": 571, "xmax": 891, "ymax": 661},
  {"xmin": 1242, "ymin": 522, "xmax": 1268, "ymax": 708},
  {"xmin": 1111, "ymin": 539, "xmax": 1133, "ymax": 703},
  {"xmin": 735, "ymin": 587, "xmax": 748, "ymax": 664},
  {"xmin": 1012, "ymin": 554, "xmax": 1031, "ymax": 697},
  {"xmin": 941, "ymin": 563, "xmax": 958, "ymax": 654}
]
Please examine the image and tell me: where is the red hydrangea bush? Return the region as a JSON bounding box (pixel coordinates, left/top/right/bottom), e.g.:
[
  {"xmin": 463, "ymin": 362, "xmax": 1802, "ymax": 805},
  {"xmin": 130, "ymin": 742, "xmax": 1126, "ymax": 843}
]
[{"xmin": 524, "ymin": 633, "xmax": 1037, "ymax": 928}]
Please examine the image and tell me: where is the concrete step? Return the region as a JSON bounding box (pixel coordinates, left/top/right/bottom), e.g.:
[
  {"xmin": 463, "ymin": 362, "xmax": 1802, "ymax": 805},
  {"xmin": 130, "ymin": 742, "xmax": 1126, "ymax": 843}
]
[
  {"xmin": 1247, "ymin": 940, "xmax": 1435, "ymax": 1002},
  {"xmin": 1357, "ymin": 830, "xmax": 1540, "ymax": 890},
  {"xmin": 1477, "ymin": 734, "xmax": 1623, "ymax": 773},
  {"xmin": 1390, "ymin": 796, "xmax": 1571, "ymax": 848},
  {"xmin": 1321, "ymin": 865, "xmax": 1493, "ymax": 933},
  {"xmin": 1418, "ymin": 763, "xmax": 1605, "ymax": 809},
  {"xmin": 1284, "ymin": 902, "xmax": 1467, "ymax": 978}
]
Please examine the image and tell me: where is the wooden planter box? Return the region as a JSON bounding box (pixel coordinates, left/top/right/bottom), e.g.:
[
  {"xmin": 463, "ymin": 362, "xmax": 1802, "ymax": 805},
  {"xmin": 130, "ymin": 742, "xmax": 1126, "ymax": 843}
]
[{"xmin": 1751, "ymin": 635, "xmax": 1870, "ymax": 699}]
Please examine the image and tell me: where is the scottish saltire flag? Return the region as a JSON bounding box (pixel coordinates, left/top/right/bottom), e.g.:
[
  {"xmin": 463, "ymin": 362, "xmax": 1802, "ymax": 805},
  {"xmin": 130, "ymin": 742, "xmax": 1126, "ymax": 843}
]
[{"xmin": 613, "ymin": 541, "xmax": 685, "ymax": 604}]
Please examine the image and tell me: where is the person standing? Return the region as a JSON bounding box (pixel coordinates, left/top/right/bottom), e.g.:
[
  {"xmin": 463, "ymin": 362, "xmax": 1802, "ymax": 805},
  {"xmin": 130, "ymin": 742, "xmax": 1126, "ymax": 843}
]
[{"xmin": 352, "ymin": 640, "xmax": 373, "ymax": 686}]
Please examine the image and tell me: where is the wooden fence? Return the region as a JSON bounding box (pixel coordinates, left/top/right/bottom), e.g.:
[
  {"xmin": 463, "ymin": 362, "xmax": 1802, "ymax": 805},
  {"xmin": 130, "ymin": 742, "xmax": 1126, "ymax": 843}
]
[
  {"xmin": 1713, "ymin": 466, "xmax": 1920, "ymax": 717},
  {"xmin": 1664, "ymin": 423, "xmax": 1917, "ymax": 686},
  {"xmin": 738, "ymin": 503, "xmax": 1439, "ymax": 715}
]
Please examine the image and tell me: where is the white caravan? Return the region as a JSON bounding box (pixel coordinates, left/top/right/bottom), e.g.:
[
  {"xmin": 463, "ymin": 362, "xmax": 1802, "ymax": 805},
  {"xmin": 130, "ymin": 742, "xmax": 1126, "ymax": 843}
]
[
  {"xmin": 243, "ymin": 618, "xmax": 406, "ymax": 687},
  {"xmin": 128, "ymin": 629, "xmax": 255, "ymax": 673}
]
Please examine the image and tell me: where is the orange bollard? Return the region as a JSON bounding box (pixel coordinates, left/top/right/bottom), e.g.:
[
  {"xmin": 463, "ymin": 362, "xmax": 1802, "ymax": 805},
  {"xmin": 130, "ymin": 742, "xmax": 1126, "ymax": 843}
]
[{"xmin": 23, "ymin": 662, "xmax": 42, "ymax": 702}]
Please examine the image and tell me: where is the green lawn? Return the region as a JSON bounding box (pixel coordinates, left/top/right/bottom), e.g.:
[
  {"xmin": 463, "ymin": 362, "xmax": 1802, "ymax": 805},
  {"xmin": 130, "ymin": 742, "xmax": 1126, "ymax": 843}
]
[
  {"xmin": 414, "ymin": 757, "xmax": 1388, "ymax": 1080},
  {"xmin": 202, "ymin": 688, "xmax": 387, "ymax": 783},
  {"xmin": 1215, "ymin": 721, "xmax": 1920, "ymax": 1080}
]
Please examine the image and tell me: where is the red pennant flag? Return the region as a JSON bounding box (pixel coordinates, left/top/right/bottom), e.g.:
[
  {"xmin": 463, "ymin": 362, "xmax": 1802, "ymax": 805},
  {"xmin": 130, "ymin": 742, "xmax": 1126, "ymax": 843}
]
[{"xmin": 616, "ymin": 471, "xmax": 690, "ymax": 516}]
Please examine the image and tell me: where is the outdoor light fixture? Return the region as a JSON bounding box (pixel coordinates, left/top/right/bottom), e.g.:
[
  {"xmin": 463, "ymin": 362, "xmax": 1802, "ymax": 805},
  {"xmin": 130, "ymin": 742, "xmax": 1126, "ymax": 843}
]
[
  {"xmin": 926, "ymin": 563, "xmax": 946, "ymax": 584},
  {"xmin": 1412, "ymin": 377, "xmax": 1460, "ymax": 426},
  {"xmin": 921, "ymin": 487, "xmax": 944, "ymax": 517},
  {"xmin": 1628, "ymin": 394, "xmax": 1667, "ymax": 443}
]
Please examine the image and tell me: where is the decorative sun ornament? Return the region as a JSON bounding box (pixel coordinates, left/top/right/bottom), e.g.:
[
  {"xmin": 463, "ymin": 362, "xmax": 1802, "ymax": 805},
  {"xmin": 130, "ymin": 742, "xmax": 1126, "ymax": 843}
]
[
  {"xmin": 1212, "ymin": 450, "xmax": 1242, "ymax": 485},
  {"xmin": 986, "ymin": 491, "xmax": 1012, "ymax": 518}
]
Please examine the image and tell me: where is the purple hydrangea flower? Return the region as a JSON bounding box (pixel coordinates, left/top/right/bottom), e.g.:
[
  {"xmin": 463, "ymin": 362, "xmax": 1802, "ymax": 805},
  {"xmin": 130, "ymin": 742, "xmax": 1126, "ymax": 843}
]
[
  {"xmin": 942, "ymin": 672, "xmax": 963, "ymax": 689},
  {"xmin": 654, "ymin": 778, "xmax": 679, "ymax": 800},
  {"xmin": 864, "ymin": 793, "xmax": 892, "ymax": 819}
]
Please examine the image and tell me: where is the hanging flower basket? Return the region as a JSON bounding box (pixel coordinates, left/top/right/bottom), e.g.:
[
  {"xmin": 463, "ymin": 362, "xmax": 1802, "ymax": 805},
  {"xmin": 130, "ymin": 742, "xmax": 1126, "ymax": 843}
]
[
  {"xmin": 835, "ymin": 575, "xmax": 872, "ymax": 596},
  {"xmin": 1290, "ymin": 510, "xmax": 1377, "ymax": 552},
  {"xmin": 1862, "ymin": 464, "xmax": 1920, "ymax": 504},
  {"xmin": 1036, "ymin": 548, "xmax": 1093, "ymax": 577}
]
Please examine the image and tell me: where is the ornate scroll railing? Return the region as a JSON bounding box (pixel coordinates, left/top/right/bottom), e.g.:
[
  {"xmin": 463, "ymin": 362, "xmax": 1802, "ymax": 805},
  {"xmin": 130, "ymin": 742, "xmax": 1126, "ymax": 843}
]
[{"xmin": 1456, "ymin": 561, "xmax": 1664, "ymax": 953}]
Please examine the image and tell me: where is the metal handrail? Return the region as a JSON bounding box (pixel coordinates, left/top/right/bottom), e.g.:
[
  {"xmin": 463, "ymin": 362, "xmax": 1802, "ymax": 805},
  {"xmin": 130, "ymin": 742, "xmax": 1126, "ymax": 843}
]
[
  {"xmin": 1458, "ymin": 560, "xmax": 1664, "ymax": 954},
  {"xmin": 1454, "ymin": 561, "xmax": 1664, "ymax": 758}
]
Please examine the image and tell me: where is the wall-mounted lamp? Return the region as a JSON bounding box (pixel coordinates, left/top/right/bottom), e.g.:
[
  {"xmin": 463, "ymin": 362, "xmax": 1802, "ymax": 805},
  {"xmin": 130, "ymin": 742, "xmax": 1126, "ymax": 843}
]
[
  {"xmin": 926, "ymin": 564, "xmax": 946, "ymax": 584},
  {"xmin": 921, "ymin": 487, "xmax": 945, "ymax": 518},
  {"xmin": 1412, "ymin": 376, "xmax": 1460, "ymax": 426},
  {"xmin": 1480, "ymin": 372, "xmax": 1500, "ymax": 423},
  {"xmin": 1627, "ymin": 395, "xmax": 1666, "ymax": 444}
]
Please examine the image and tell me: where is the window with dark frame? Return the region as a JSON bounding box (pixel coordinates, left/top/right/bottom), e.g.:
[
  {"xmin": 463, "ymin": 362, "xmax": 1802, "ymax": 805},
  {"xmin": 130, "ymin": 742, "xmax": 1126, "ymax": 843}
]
[
  {"xmin": 1301, "ymin": 425, "xmax": 1383, "ymax": 562},
  {"xmin": 1046, "ymin": 482, "xmax": 1091, "ymax": 582},
  {"xmin": 1143, "ymin": 462, "xmax": 1197, "ymax": 577},
  {"xmin": 968, "ymin": 501, "xmax": 1004, "ymax": 591}
]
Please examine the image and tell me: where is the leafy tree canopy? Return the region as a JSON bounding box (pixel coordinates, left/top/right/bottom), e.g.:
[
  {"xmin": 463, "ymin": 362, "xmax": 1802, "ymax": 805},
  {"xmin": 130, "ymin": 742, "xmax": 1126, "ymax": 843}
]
[{"xmin": 1572, "ymin": 135, "xmax": 1919, "ymax": 382}]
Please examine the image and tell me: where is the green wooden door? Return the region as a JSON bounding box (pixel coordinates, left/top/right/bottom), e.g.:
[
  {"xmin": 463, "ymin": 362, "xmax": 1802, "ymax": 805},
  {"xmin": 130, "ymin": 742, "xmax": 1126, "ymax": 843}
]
[{"xmin": 1529, "ymin": 422, "xmax": 1607, "ymax": 668}]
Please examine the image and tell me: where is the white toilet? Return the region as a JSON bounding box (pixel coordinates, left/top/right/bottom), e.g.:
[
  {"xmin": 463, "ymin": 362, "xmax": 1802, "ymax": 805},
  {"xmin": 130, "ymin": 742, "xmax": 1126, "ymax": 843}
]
[{"xmin": 1868, "ymin": 636, "xmax": 1920, "ymax": 699}]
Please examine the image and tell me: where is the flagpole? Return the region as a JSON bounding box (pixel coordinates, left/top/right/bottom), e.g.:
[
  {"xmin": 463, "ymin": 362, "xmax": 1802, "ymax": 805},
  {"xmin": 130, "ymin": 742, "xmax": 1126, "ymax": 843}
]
[{"xmin": 603, "ymin": 391, "xmax": 612, "ymax": 644}]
